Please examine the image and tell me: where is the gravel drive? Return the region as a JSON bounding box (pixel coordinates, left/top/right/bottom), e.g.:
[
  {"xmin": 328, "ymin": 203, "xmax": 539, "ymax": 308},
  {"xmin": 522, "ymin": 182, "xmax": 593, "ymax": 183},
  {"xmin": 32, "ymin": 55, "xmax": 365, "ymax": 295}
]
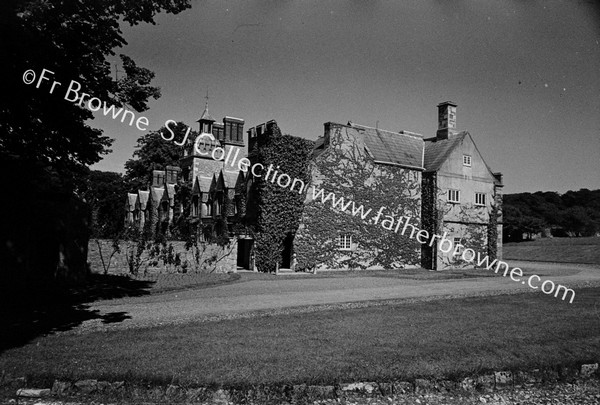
[{"xmin": 66, "ymin": 260, "xmax": 600, "ymax": 334}]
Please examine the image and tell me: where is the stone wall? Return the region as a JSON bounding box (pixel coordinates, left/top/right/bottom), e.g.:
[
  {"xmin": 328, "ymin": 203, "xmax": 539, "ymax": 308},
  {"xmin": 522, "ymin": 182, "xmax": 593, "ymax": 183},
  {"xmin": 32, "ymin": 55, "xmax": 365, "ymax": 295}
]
[{"xmin": 87, "ymin": 238, "xmax": 238, "ymax": 275}]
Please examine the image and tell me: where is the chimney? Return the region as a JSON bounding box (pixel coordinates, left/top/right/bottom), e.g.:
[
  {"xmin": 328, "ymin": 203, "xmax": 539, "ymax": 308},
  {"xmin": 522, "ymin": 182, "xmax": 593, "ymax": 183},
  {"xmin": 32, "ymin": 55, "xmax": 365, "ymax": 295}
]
[
  {"xmin": 165, "ymin": 165, "xmax": 181, "ymax": 185},
  {"xmin": 152, "ymin": 169, "xmax": 165, "ymax": 187},
  {"xmin": 436, "ymin": 101, "xmax": 457, "ymax": 140},
  {"xmin": 223, "ymin": 116, "xmax": 245, "ymax": 145}
]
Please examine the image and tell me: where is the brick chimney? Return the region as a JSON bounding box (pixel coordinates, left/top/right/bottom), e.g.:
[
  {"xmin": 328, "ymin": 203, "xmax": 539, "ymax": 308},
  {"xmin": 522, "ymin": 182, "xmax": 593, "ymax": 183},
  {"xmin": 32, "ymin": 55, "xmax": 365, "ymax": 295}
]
[
  {"xmin": 436, "ymin": 101, "xmax": 457, "ymax": 140},
  {"xmin": 152, "ymin": 169, "xmax": 165, "ymax": 187}
]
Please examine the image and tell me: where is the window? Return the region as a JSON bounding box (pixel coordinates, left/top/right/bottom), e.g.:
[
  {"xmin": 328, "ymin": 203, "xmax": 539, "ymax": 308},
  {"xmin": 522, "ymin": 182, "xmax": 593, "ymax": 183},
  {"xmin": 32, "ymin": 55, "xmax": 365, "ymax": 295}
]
[
  {"xmin": 463, "ymin": 155, "xmax": 472, "ymax": 166},
  {"xmin": 475, "ymin": 192, "xmax": 486, "ymax": 206},
  {"xmin": 448, "ymin": 189, "xmax": 460, "ymax": 203},
  {"xmin": 337, "ymin": 234, "xmax": 352, "ymax": 251},
  {"xmin": 453, "ymin": 237, "xmax": 463, "ymax": 256}
]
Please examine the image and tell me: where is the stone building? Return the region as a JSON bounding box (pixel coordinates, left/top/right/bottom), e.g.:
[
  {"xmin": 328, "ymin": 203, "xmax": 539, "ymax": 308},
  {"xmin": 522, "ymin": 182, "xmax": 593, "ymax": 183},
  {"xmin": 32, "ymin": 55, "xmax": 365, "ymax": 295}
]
[
  {"xmin": 421, "ymin": 102, "xmax": 503, "ymax": 270},
  {"xmin": 296, "ymin": 101, "xmax": 502, "ymax": 270},
  {"xmin": 125, "ymin": 101, "xmax": 502, "ymax": 271}
]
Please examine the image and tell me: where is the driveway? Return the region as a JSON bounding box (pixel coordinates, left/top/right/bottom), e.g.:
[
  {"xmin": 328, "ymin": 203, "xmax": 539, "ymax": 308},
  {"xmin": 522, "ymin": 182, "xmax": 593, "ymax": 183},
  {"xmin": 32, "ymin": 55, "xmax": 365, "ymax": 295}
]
[{"xmin": 74, "ymin": 260, "xmax": 600, "ymax": 333}]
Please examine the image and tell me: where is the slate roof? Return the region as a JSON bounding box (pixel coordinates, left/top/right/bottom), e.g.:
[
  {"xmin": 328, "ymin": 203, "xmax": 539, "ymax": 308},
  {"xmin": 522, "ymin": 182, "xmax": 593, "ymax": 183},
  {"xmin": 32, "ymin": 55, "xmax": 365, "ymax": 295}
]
[
  {"xmin": 198, "ymin": 106, "xmax": 215, "ymax": 122},
  {"xmin": 423, "ymin": 132, "xmax": 468, "ymax": 172},
  {"xmin": 127, "ymin": 193, "xmax": 137, "ymax": 210},
  {"xmin": 351, "ymin": 123, "xmax": 424, "ymax": 170},
  {"xmin": 165, "ymin": 184, "xmax": 176, "ymax": 203},
  {"xmin": 138, "ymin": 191, "xmax": 149, "ymax": 210},
  {"xmin": 313, "ymin": 136, "xmax": 325, "ymax": 158},
  {"xmin": 152, "ymin": 187, "xmax": 165, "ymax": 202},
  {"xmin": 221, "ymin": 170, "xmax": 240, "ymax": 188},
  {"xmin": 194, "ymin": 176, "xmax": 213, "ymax": 193}
]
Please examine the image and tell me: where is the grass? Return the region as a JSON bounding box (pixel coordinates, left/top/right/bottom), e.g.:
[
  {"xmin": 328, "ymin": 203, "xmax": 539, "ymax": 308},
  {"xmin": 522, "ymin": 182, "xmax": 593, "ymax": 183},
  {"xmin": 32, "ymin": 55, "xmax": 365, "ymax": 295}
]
[
  {"xmin": 2, "ymin": 286, "xmax": 599, "ymax": 388},
  {"xmin": 504, "ymin": 236, "xmax": 600, "ymax": 265}
]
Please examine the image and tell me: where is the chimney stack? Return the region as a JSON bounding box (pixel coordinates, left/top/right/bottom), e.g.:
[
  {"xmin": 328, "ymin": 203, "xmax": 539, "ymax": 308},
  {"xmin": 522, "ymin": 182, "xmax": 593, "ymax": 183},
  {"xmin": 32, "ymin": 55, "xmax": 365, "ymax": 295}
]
[{"xmin": 436, "ymin": 101, "xmax": 457, "ymax": 140}]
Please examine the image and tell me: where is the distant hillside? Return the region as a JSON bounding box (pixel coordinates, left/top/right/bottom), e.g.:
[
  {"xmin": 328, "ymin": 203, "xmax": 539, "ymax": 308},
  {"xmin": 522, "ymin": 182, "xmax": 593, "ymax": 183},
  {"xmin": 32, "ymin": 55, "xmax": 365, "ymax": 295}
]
[{"xmin": 503, "ymin": 189, "xmax": 600, "ymax": 242}]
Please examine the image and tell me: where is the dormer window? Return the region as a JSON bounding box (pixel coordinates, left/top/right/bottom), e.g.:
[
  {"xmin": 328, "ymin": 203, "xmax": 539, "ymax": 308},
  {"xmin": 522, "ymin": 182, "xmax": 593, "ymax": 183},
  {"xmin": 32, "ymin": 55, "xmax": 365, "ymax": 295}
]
[{"xmin": 463, "ymin": 155, "xmax": 472, "ymax": 167}]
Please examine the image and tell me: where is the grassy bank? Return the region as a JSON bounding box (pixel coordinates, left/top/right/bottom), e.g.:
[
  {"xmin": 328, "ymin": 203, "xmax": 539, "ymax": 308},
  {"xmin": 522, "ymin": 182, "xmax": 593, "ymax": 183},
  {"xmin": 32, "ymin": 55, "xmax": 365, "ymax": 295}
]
[
  {"xmin": 1, "ymin": 287, "xmax": 599, "ymax": 387},
  {"xmin": 503, "ymin": 236, "xmax": 600, "ymax": 264}
]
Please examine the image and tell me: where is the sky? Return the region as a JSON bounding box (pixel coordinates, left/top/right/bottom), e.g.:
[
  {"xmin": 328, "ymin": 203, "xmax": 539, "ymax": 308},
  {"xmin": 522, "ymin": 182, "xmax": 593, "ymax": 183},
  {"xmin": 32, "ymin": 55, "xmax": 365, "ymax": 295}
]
[{"xmin": 91, "ymin": 0, "xmax": 600, "ymax": 194}]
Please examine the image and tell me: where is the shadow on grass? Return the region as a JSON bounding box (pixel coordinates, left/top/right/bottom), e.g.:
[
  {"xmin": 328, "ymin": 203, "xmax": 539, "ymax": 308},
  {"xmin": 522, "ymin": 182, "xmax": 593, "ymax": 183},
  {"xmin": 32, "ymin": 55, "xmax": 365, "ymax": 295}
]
[{"xmin": 0, "ymin": 274, "xmax": 152, "ymax": 353}]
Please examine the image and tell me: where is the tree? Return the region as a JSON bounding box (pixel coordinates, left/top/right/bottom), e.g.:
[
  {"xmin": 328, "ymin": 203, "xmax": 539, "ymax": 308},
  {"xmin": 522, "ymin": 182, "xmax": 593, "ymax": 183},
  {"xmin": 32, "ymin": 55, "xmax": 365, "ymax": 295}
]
[
  {"xmin": 0, "ymin": 0, "xmax": 191, "ymax": 285},
  {"xmin": 124, "ymin": 123, "xmax": 192, "ymax": 191},
  {"xmin": 81, "ymin": 170, "xmax": 128, "ymax": 238},
  {"xmin": 1, "ymin": 0, "xmax": 191, "ymax": 188}
]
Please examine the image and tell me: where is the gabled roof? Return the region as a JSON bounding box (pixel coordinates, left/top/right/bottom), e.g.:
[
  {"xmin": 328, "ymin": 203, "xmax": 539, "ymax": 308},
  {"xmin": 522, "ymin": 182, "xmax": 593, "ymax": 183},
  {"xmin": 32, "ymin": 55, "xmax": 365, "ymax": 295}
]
[
  {"xmin": 313, "ymin": 136, "xmax": 326, "ymax": 158},
  {"xmin": 423, "ymin": 132, "xmax": 468, "ymax": 172},
  {"xmin": 198, "ymin": 105, "xmax": 215, "ymax": 122},
  {"xmin": 126, "ymin": 193, "xmax": 138, "ymax": 210},
  {"xmin": 164, "ymin": 184, "xmax": 176, "ymax": 203},
  {"xmin": 209, "ymin": 174, "xmax": 219, "ymax": 192},
  {"xmin": 138, "ymin": 190, "xmax": 149, "ymax": 210},
  {"xmin": 193, "ymin": 176, "xmax": 213, "ymax": 193},
  {"xmin": 152, "ymin": 187, "xmax": 165, "ymax": 202},
  {"xmin": 221, "ymin": 170, "xmax": 240, "ymax": 188},
  {"xmin": 351, "ymin": 123, "xmax": 424, "ymax": 170}
]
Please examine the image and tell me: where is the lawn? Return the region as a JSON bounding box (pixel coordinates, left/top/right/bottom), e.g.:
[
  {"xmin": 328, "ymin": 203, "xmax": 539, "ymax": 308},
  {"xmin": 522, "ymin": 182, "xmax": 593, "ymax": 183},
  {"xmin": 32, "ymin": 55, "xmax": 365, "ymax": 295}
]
[
  {"xmin": 503, "ymin": 236, "xmax": 600, "ymax": 265},
  {"xmin": 1, "ymin": 287, "xmax": 599, "ymax": 388}
]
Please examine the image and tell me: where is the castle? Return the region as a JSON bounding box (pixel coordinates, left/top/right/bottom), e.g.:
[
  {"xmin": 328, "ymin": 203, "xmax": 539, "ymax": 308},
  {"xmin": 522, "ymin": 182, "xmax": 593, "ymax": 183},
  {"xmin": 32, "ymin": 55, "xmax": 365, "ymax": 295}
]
[{"xmin": 125, "ymin": 101, "xmax": 503, "ymax": 271}]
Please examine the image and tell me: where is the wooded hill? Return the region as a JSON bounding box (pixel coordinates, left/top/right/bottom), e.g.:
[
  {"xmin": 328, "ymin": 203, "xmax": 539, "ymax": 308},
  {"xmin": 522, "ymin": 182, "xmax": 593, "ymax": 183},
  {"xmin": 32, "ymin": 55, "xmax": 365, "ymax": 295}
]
[{"xmin": 503, "ymin": 189, "xmax": 600, "ymax": 241}]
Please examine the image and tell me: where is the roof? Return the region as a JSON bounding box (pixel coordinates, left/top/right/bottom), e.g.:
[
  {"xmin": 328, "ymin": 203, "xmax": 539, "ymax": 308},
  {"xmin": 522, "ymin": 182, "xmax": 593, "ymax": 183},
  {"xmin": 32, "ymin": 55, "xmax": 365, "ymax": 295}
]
[
  {"xmin": 221, "ymin": 170, "xmax": 240, "ymax": 188},
  {"xmin": 351, "ymin": 123, "xmax": 424, "ymax": 170},
  {"xmin": 152, "ymin": 187, "xmax": 165, "ymax": 202},
  {"xmin": 313, "ymin": 136, "xmax": 325, "ymax": 158},
  {"xmin": 423, "ymin": 132, "xmax": 467, "ymax": 172},
  {"xmin": 198, "ymin": 106, "xmax": 215, "ymax": 122},
  {"xmin": 165, "ymin": 184, "xmax": 176, "ymax": 202},
  {"xmin": 126, "ymin": 193, "xmax": 138, "ymax": 210},
  {"xmin": 196, "ymin": 176, "xmax": 213, "ymax": 192},
  {"xmin": 138, "ymin": 190, "xmax": 149, "ymax": 209}
]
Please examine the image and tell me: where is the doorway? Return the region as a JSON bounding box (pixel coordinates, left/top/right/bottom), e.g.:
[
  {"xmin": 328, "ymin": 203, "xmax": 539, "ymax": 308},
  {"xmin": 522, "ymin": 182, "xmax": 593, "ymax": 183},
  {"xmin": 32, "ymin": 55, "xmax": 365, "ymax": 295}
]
[{"xmin": 236, "ymin": 238, "xmax": 254, "ymax": 269}]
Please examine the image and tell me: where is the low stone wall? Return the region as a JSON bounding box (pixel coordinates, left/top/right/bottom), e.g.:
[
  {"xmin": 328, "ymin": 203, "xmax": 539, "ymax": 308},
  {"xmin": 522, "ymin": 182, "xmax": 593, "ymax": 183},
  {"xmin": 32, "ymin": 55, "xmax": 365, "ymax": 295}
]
[
  {"xmin": 4, "ymin": 363, "xmax": 599, "ymax": 403},
  {"xmin": 87, "ymin": 239, "xmax": 238, "ymax": 275}
]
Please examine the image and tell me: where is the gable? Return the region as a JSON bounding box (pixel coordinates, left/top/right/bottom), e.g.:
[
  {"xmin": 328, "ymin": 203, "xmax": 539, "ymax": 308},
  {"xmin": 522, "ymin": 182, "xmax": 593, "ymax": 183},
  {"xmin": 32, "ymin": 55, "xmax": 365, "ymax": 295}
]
[
  {"xmin": 423, "ymin": 133, "xmax": 467, "ymax": 172},
  {"xmin": 435, "ymin": 133, "xmax": 496, "ymax": 182}
]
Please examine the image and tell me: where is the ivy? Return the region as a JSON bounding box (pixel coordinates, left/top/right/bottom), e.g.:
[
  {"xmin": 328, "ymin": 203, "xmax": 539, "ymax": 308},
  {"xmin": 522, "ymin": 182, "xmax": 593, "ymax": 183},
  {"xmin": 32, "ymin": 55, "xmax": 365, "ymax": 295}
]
[
  {"xmin": 487, "ymin": 192, "xmax": 501, "ymax": 261},
  {"xmin": 294, "ymin": 126, "xmax": 421, "ymax": 271},
  {"xmin": 247, "ymin": 123, "xmax": 314, "ymax": 272}
]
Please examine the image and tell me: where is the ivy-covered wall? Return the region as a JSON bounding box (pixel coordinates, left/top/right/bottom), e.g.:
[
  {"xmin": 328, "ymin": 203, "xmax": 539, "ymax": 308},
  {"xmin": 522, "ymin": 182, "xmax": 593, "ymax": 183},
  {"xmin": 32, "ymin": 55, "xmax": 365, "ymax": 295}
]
[
  {"xmin": 438, "ymin": 204, "xmax": 489, "ymax": 269},
  {"xmin": 420, "ymin": 172, "xmax": 438, "ymax": 270},
  {"xmin": 247, "ymin": 122, "xmax": 314, "ymax": 273},
  {"xmin": 294, "ymin": 125, "xmax": 422, "ymax": 270}
]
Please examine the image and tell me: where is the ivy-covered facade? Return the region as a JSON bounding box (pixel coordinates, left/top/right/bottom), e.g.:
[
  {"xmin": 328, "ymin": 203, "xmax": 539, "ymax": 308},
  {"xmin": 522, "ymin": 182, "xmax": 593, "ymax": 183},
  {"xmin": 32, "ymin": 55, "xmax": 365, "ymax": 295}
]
[
  {"xmin": 295, "ymin": 101, "xmax": 503, "ymax": 271},
  {"xmin": 125, "ymin": 101, "xmax": 503, "ymax": 272},
  {"xmin": 294, "ymin": 123, "xmax": 423, "ymax": 270}
]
